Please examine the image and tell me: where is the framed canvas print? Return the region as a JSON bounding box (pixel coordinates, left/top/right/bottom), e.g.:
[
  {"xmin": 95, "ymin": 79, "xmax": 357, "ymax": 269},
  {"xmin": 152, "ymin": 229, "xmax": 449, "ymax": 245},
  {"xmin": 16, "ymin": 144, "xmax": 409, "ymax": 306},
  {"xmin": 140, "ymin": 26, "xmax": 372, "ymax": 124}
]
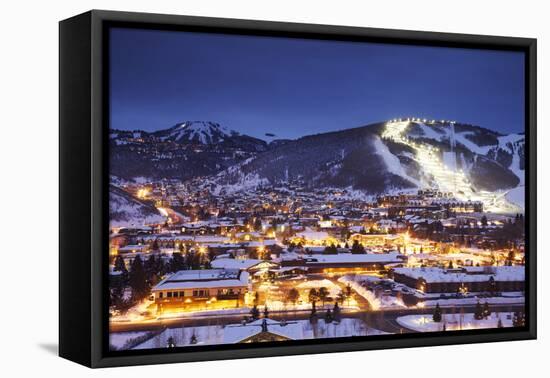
[{"xmin": 59, "ymin": 10, "xmax": 536, "ymax": 368}]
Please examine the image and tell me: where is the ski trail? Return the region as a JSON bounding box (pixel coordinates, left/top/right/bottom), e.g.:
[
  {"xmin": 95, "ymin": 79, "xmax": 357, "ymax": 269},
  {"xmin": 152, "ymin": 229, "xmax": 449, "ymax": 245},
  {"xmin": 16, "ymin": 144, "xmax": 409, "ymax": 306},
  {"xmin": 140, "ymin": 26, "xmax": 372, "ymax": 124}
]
[{"xmin": 381, "ymin": 120, "xmax": 520, "ymax": 213}]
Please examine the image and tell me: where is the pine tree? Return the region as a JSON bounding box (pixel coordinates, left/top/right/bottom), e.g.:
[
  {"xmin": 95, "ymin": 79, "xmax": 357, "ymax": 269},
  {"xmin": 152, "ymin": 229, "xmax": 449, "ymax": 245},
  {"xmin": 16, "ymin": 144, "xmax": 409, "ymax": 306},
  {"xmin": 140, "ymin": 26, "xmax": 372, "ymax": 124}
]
[
  {"xmin": 167, "ymin": 336, "xmax": 176, "ymax": 348},
  {"xmin": 169, "ymin": 252, "xmax": 186, "ymax": 273},
  {"xmin": 113, "ymin": 255, "xmax": 128, "ymax": 282},
  {"xmin": 345, "ymin": 284, "xmax": 352, "ymax": 306},
  {"xmin": 253, "ymin": 218, "xmax": 262, "ymax": 232},
  {"xmin": 152, "ymin": 239, "xmax": 160, "ymax": 252},
  {"xmin": 309, "ymin": 301, "xmax": 318, "ymax": 324},
  {"xmin": 186, "ymin": 252, "xmax": 201, "ymax": 270},
  {"xmin": 325, "ymin": 309, "xmax": 333, "ymax": 324},
  {"xmin": 324, "ymin": 244, "xmax": 337, "ymax": 255},
  {"xmin": 487, "ymin": 276, "xmax": 497, "ymax": 294},
  {"xmin": 250, "ymin": 305, "xmax": 260, "ymax": 320},
  {"xmin": 263, "ymin": 305, "xmax": 269, "ymax": 319},
  {"xmin": 110, "ymin": 278, "xmax": 125, "ymax": 310},
  {"xmin": 433, "ymin": 303, "xmax": 442, "ymax": 323},
  {"xmin": 474, "ymin": 301, "xmax": 484, "ymax": 320},
  {"xmin": 351, "ymin": 240, "xmax": 366, "ymax": 254},
  {"xmin": 482, "ymin": 302, "xmax": 491, "ymax": 319},
  {"xmin": 128, "ymin": 255, "xmax": 150, "ymax": 301},
  {"xmin": 481, "ymin": 215, "xmax": 488, "ymax": 227},
  {"xmin": 144, "ymin": 254, "xmax": 158, "ymax": 284},
  {"xmin": 333, "ymin": 302, "xmax": 341, "ymax": 322}
]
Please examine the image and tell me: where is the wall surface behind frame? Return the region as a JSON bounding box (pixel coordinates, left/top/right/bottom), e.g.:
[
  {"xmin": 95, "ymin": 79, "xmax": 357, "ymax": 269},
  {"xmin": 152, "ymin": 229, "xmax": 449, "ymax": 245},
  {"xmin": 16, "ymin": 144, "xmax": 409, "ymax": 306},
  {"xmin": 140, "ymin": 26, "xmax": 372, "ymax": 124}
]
[{"xmin": 0, "ymin": 0, "xmax": 546, "ymax": 377}]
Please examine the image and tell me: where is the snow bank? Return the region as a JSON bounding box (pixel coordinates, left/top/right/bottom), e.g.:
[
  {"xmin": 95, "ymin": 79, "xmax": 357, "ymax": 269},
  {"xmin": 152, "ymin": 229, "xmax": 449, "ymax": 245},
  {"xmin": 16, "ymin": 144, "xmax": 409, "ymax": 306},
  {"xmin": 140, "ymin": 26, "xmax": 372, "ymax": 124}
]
[{"xmin": 397, "ymin": 312, "xmax": 514, "ymax": 332}]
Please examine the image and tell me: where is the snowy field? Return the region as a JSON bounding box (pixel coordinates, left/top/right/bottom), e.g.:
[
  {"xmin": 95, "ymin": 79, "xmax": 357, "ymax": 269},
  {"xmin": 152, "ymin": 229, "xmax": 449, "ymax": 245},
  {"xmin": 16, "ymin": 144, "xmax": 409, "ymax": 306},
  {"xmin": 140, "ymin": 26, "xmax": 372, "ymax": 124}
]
[
  {"xmin": 110, "ymin": 331, "xmax": 150, "ymax": 350},
  {"xmin": 297, "ymin": 279, "xmax": 342, "ymax": 297},
  {"xmin": 113, "ymin": 318, "xmax": 387, "ymax": 350},
  {"xmin": 397, "ymin": 312, "xmax": 514, "ymax": 332}
]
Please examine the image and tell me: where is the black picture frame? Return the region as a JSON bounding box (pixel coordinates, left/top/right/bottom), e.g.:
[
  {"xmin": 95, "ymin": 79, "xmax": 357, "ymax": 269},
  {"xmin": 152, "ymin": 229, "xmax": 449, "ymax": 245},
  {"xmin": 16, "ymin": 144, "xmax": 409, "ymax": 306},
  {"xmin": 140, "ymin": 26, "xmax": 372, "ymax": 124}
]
[{"xmin": 59, "ymin": 9, "xmax": 537, "ymax": 368}]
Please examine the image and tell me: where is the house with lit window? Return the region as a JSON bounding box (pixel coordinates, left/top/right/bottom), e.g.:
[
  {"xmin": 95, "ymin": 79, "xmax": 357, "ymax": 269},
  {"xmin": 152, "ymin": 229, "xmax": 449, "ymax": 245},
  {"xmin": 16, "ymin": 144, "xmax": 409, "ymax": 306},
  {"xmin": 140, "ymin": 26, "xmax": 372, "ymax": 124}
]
[{"xmin": 152, "ymin": 269, "xmax": 249, "ymax": 313}]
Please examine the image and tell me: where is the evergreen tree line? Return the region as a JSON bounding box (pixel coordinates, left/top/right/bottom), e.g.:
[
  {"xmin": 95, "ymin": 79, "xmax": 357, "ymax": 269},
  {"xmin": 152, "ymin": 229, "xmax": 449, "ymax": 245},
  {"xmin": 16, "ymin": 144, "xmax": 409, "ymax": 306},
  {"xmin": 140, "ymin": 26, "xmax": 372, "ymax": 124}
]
[{"xmin": 110, "ymin": 251, "xmax": 211, "ymax": 312}]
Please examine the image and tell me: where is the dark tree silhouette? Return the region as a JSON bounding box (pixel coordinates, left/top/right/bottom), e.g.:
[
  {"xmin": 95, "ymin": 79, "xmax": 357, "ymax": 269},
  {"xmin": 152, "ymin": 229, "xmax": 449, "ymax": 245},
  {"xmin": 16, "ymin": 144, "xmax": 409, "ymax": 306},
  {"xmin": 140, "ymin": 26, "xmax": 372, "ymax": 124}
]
[
  {"xmin": 309, "ymin": 288, "xmax": 319, "ymax": 304},
  {"xmin": 474, "ymin": 301, "xmax": 484, "ymax": 320},
  {"xmin": 351, "ymin": 240, "xmax": 366, "ymax": 254},
  {"xmin": 287, "ymin": 288, "xmax": 299, "ymax": 305},
  {"xmin": 113, "ymin": 255, "xmax": 128, "ymax": 282},
  {"xmin": 129, "ymin": 255, "xmax": 150, "ymax": 301},
  {"xmin": 318, "ymin": 287, "xmax": 329, "ymax": 307},
  {"xmin": 433, "ymin": 303, "xmax": 442, "ymax": 322},
  {"xmin": 250, "ymin": 305, "xmax": 260, "ymax": 320}
]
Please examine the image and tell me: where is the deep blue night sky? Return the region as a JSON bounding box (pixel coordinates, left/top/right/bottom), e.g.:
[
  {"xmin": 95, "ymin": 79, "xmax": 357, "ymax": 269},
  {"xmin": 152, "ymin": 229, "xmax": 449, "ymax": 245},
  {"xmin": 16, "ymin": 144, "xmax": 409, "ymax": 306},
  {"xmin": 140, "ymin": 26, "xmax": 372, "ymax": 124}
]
[{"xmin": 110, "ymin": 28, "xmax": 525, "ymax": 139}]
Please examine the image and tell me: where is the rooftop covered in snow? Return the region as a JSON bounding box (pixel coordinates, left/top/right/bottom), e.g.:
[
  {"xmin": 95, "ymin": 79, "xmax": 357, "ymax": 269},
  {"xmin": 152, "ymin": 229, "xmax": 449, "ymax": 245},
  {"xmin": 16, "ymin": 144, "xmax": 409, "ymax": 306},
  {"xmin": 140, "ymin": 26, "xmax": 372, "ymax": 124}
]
[
  {"xmin": 152, "ymin": 269, "xmax": 249, "ymax": 291},
  {"xmin": 392, "ymin": 266, "xmax": 525, "ymax": 283}
]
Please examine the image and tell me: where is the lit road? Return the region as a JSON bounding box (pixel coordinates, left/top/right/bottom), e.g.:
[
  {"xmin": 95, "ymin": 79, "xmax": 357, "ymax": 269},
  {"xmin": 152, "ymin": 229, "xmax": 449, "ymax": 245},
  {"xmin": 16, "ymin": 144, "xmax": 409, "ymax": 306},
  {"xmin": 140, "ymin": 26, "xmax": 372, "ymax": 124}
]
[{"xmin": 110, "ymin": 303, "xmax": 525, "ymax": 334}]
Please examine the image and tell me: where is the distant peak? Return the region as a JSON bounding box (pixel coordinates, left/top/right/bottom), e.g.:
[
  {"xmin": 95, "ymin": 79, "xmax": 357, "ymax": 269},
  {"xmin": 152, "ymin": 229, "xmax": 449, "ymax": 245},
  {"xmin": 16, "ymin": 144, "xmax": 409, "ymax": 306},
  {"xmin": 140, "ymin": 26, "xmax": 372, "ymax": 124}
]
[
  {"xmin": 176, "ymin": 121, "xmax": 225, "ymax": 130},
  {"xmin": 160, "ymin": 121, "xmax": 238, "ymax": 144}
]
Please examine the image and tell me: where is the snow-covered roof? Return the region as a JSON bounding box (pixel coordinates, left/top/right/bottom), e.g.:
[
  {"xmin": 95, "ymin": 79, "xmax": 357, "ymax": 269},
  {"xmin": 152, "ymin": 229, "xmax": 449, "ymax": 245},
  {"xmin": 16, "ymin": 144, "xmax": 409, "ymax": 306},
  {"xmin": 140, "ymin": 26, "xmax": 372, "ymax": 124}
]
[
  {"xmin": 393, "ymin": 266, "xmax": 524, "ymax": 283},
  {"xmin": 305, "ymin": 252, "xmax": 404, "ymax": 265},
  {"xmin": 295, "ymin": 228, "xmax": 330, "ymax": 240},
  {"xmin": 211, "ymin": 258, "xmax": 277, "ymax": 271},
  {"xmin": 152, "ymin": 269, "xmax": 249, "ymax": 291},
  {"xmin": 118, "ymin": 244, "xmax": 147, "ymax": 251},
  {"xmin": 223, "ymin": 318, "xmax": 304, "ymax": 343}
]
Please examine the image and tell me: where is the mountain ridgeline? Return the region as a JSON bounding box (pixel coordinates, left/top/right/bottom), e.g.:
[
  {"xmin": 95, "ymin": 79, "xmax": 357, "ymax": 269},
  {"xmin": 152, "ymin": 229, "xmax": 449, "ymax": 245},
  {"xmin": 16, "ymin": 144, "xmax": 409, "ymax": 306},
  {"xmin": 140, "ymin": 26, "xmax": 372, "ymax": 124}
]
[
  {"xmin": 110, "ymin": 121, "xmax": 268, "ymax": 181},
  {"xmin": 110, "ymin": 119, "xmax": 525, "ymax": 196}
]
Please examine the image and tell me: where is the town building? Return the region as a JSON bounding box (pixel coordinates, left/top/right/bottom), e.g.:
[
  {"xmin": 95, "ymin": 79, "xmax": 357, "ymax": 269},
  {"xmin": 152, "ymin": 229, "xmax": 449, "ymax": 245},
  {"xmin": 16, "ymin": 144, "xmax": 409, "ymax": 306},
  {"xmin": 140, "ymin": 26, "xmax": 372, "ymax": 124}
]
[
  {"xmin": 391, "ymin": 266, "xmax": 525, "ymax": 293},
  {"xmin": 152, "ymin": 269, "xmax": 249, "ymax": 313},
  {"xmin": 280, "ymin": 252, "xmax": 406, "ymax": 273}
]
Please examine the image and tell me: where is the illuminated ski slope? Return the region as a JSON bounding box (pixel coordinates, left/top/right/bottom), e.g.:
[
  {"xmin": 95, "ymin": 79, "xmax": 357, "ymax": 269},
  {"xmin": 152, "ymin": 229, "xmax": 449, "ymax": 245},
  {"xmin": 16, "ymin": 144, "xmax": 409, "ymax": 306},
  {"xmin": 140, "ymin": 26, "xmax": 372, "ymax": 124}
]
[{"xmin": 381, "ymin": 119, "xmax": 519, "ymax": 213}]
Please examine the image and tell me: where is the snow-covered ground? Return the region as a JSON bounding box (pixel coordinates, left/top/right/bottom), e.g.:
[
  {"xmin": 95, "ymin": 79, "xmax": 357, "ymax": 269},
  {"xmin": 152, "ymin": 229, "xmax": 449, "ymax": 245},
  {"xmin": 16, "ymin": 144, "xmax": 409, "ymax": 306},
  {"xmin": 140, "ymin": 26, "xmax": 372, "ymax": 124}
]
[
  {"xmin": 338, "ymin": 275, "xmax": 406, "ymax": 310},
  {"xmin": 109, "ymin": 186, "xmax": 166, "ymax": 228},
  {"xmin": 297, "ymin": 279, "xmax": 342, "ymax": 297},
  {"xmin": 397, "ymin": 312, "xmax": 514, "ymax": 332},
  {"xmin": 110, "ymin": 331, "xmax": 150, "ymax": 350},
  {"xmin": 122, "ymin": 318, "xmax": 387, "ymax": 350},
  {"xmin": 110, "ymin": 299, "xmax": 155, "ymax": 322},
  {"xmin": 132, "ymin": 324, "xmax": 225, "ymax": 349},
  {"xmin": 421, "ymin": 296, "xmax": 524, "ymax": 308}
]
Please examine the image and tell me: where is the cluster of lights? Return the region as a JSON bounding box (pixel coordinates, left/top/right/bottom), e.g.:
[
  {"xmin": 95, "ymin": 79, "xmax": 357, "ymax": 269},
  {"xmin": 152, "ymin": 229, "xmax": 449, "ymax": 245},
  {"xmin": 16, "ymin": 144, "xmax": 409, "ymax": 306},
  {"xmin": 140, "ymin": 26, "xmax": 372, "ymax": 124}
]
[
  {"xmin": 136, "ymin": 187, "xmax": 150, "ymax": 199},
  {"xmin": 382, "ymin": 121, "xmax": 520, "ymax": 213}
]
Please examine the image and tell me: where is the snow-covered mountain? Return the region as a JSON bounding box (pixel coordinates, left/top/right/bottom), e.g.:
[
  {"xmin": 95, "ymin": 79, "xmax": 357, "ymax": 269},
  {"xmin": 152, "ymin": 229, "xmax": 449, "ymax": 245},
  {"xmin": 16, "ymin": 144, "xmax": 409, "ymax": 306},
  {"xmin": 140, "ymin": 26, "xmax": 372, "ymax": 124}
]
[
  {"xmin": 204, "ymin": 119, "xmax": 524, "ymax": 211},
  {"xmin": 109, "ymin": 122, "xmax": 268, "ymax": 181},
  {"xmin": 153, "ymin": 121, "xmax": 233, "ymax": 144},
  {"xmin": 109, "ymin": 185, "xmax": 166, "ymax": 228},
  {"xmin": 109, "ymin": 118, "xmax": 525, "ymax": 211}
]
